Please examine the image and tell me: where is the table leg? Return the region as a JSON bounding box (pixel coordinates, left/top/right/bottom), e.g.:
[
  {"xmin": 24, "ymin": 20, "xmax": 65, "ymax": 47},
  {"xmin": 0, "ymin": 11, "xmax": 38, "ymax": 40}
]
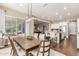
[{"xmin": 25, "ymin": 50, "xmax": 29, "ymax": 56}]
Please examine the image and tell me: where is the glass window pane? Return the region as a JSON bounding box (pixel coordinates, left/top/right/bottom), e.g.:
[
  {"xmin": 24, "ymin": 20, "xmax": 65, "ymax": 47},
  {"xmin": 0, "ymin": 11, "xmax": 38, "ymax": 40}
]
[{"xmin": 5, "ymin": 16, "xmax": 25, "ymax": 36}]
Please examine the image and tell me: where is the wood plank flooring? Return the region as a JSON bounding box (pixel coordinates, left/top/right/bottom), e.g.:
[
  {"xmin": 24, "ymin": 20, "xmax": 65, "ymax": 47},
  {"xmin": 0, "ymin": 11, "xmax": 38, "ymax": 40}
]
[{"xmin": 51, "ymin": 35, "xmax": 79, "ymax": 56}]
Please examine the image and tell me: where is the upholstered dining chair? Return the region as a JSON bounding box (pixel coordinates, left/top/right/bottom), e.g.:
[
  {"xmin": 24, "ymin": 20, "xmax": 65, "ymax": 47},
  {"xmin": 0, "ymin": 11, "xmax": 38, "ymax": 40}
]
[
  {"xmin": 39, "ymin": 34, "xmax": 45, "ymax": 40},
  {"xmin": 29, "ymin": 40, "xmax": 51, "ymax": 56},
  {"xmin": 50, "ymin": 32, "xmax": 58, "ymax": 47},
  {"xmin": 34, "ymin": 33, "xmax": 38, "ymax": 40}
]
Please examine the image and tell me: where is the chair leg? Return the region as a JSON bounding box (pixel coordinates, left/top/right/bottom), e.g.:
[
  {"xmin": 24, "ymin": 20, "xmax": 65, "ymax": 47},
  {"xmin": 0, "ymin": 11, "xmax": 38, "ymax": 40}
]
[
  {"xmin": 37, "ymin": 51, "xmax": 39, "ymax": 56},
  {"xmin": 12, "ymin": 51, "xmax": 16, "ymax": 56},
  {"xmin": 10, "ymin": 48, "xmax": 13, "ymax": 55},
  {"xmin": 12, "ymin": 51, "xmax": 15, "ymax": 56},
  {"xmin": 48, "ymin": 49, "xmax": 50, "ymax": 56}
]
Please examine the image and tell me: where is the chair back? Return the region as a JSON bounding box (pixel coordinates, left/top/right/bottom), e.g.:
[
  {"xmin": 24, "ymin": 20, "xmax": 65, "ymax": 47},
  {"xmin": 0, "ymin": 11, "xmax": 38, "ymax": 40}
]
[
  {"xmin": 39, "ymin": 34, "xmax": 45, "ymax": 40},
  {"xmin": 8, "ymin": 36, "xmax": 18, "ymax": 56},
  {"xmin": 38, "ymin": 40, "xmax": 51, "ymax": 56},
  {"xmin": 34, "ymin": 33, "xmax": 38, "ymax": 39}
]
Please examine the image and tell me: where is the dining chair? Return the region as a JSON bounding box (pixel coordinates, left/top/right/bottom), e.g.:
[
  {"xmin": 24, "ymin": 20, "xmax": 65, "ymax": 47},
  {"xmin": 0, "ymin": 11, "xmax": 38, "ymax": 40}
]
[
  {"xmin": 39, "ymin": 34, "xmax": 45, "ymax": 40},
  {"xmin": 8, "ymin": 36, "xmax": 18, "ymax": 56},
  {"xmin": 50, "ymin": 32, "xmax": 58, "ymax": 48},
  {"xmin": 34, "ymin": 33, "xmax": 38, "ymax": 40},
  {"xmin": 8, "ymin": 36, "xmax": 25, "ymax": 56},
  {"xmin": 29, "ymin": 40, "xmax": 51, "ymax": 56}
]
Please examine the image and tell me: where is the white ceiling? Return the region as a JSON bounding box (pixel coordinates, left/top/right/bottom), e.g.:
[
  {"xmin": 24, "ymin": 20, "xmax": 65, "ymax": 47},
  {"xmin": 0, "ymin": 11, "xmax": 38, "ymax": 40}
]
[{"xmin": 0, "ymin": 3, "xmax": 79, "ymax": 22}]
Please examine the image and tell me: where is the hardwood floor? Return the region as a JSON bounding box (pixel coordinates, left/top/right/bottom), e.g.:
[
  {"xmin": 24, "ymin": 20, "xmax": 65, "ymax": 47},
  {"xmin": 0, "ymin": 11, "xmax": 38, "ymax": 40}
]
[{"xmin": 51, "ymin": 35, "xmax": 79, "ymax": 56}]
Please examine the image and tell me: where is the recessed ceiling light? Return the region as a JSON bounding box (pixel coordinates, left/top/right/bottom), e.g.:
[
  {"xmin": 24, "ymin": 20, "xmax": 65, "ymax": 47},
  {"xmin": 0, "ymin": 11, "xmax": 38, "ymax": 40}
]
[
  {"xmin": 59, "ymin": 15, "xmax": 62, "ymax": 19},
  {"xmin": 64, "ymin": 7, "xmax": 67, "ymax": 10},
  {"xmin": 19, "ymin": 4, "xmax": 23, "ymax": 7},
  {"xmin": 67, "ymin": 13, "xmax": 71, "ymax": 15},
  {"xmin": 48, "ymin": 18, "xmax": 50, "ymax": 19},
  {"xmin": 56, "ymin": 12, "xmax": 59, "ymax": 15}
]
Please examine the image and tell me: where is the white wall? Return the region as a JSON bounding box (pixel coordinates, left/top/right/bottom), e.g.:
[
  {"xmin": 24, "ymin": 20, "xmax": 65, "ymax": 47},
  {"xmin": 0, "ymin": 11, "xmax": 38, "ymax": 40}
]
[
  {"xmin": 25, "ymin": 22, "xmax": 29, "ymax": 36},
  {"xmin": 25, "ymin": 17, "xmax": 34, "ymax": 36},
  {"xmin": 77, "ymin": 18, "xmax": 79, "ymax": 48},
  {"xmin": 0, "ymin": 9, "xmax": 5, "ymax": 33}
]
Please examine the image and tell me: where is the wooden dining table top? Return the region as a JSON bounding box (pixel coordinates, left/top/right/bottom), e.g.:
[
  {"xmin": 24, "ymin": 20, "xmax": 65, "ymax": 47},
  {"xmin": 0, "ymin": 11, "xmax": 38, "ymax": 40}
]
[{"xmin": 13, "ymin": 36, "xmax": 40, "ymax": 51}]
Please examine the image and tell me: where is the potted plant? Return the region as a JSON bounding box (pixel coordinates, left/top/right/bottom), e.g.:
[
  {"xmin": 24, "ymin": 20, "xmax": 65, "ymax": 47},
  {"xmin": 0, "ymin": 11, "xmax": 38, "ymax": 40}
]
[{"xmin": 26, "ymin": 35, "xmax": 33, "ymax": 40}]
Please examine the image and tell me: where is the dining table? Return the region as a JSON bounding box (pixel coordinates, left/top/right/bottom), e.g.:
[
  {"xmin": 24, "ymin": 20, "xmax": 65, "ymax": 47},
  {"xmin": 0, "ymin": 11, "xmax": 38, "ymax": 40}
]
[{"xmin": 13, "ymin": 36, "xmax": 40, "ymax": 56}]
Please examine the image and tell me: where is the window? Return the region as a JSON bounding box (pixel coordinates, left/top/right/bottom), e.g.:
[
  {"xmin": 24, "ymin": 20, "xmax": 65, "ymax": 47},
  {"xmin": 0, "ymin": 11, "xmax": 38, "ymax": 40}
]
[{"xmin": 5, "ymin": 16, "xmax": 25, "ymax": 36}]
